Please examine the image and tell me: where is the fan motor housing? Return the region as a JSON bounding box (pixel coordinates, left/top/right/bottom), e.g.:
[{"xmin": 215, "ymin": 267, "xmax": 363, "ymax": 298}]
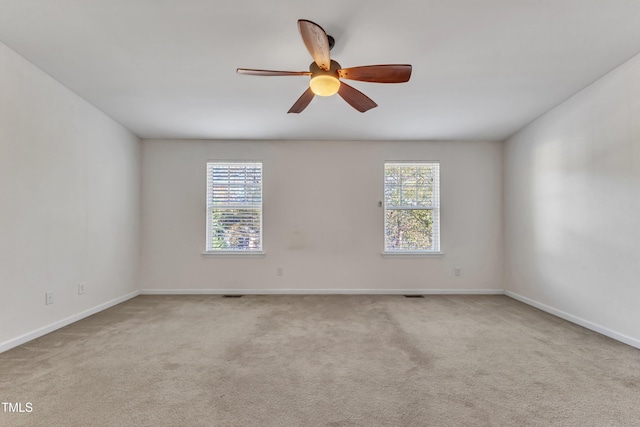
[{"xmin": 310, "ymin": 59, "xmax": 341, "ymax": 77}]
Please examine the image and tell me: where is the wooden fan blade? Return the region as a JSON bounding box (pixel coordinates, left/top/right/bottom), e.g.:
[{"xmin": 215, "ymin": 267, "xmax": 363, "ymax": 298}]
[
  {"xmin": 338, "ymin": 65, "xmax": 412, "ymax": 83},
  {"xmin": 298, "ymin": 19, "xmax": 331, "ymax": 71},
  {"xmin": 237, "ymin": 68, "xmax": 311, "ymax": 76},
  {"xmin": 288, "ymin": 87, "xmax": 315, "ymax": 114},
  {"xmin": 337, "ymin": 82, "xmax": 377, "ymax": 113}
]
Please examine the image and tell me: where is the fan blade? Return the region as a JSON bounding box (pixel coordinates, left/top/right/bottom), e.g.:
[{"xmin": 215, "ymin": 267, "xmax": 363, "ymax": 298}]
[
  {"xmin": 237, "ymin": 68, "xmax": 311, "ymax": 76},
  {"xmin": 298, "ymin": 19, "xmax": 331, "ymax": 71},
  {"xmin": 288, "ymin": 87, "xmax": 315, "ymax": 114},
  {"xmin": 338, "ymin": 65, "xmax": 412, "ymax": 83},
  {"xmin": 337, "ymin": 82, "xmax": 377, "ymax": 113}
]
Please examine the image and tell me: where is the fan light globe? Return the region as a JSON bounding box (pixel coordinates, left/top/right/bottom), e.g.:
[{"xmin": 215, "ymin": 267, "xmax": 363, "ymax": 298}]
[{"xmin": 310, "ymin": 75, "xmax": 340, "ymax": 96}]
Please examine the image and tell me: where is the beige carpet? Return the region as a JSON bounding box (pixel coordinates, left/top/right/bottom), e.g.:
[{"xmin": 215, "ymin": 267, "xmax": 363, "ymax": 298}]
[{"xmin": 1, "ymin": 295, "xmax": 639, "ymax": 426}]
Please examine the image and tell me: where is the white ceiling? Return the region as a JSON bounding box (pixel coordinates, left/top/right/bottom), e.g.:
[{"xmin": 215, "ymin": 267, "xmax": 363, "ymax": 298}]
[{"xmin": 1, "ymin": 0, "xmax": 640, "ymax": 141}]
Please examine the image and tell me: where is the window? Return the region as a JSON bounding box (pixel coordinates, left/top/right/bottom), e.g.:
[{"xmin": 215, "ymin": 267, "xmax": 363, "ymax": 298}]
[
  {"xmin": 384, "ymin": 162, "xmax": 440, "ymax": 253},
  {"xmin": 206, "ymin": 162, "xmax": 262, "ymax": 252}
]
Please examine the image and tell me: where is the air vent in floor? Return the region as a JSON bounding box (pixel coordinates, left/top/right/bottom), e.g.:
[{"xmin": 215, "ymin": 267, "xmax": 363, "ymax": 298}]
[{"xmin": 404, "ymin": 295, "xmax": 424, "ymax": 298}]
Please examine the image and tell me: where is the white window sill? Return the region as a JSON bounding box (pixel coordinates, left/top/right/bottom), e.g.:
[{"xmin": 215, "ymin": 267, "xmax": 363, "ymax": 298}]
[
  {"xmin": 381, "ymin": 251, "xmax": 444, "ymax": 258},
  {"xmin": 201, "ymin": 251, "xmax": 265, "ymax": 258}
]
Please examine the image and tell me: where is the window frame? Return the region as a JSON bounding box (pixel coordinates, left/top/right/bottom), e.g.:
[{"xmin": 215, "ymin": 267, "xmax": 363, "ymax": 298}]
[
  {"xmin": 204, "ymin": 160, "xmax": 264, "ymax": 255},
  {"xmin": 383, "ymin": 161, "xmax": 441, "ymax": 255}
]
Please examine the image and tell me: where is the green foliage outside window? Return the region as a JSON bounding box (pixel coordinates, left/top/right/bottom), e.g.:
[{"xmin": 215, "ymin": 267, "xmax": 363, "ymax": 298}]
[{"xmin": 384, "ymin": 163, "xmax": 439, "ymax": 252}]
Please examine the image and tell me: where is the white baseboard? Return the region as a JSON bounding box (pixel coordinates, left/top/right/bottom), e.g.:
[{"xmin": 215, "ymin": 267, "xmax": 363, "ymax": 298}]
[
  {"xmin": 505, "ymin": 291, "xmax": 640, "ymax": 350},
  {"xmin": 140, "ymin": 288, "xmax": 506, "ymax": 295},
  {"xmin": 0, "ymin": 291, "xmax": 140, "ymax": 354}
]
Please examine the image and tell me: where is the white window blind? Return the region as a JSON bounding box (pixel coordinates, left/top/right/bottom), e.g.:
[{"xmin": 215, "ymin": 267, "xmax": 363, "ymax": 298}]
[
  {"xmin": 384, "ymin": 162, "xmax": 440, "ymax": 252},
  {"xmin": 206, "ymin": 162, "xmax": 262, "ymax": 252}
]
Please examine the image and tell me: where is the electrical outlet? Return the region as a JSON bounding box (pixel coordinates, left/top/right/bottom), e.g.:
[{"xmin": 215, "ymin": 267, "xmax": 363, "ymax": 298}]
[
  {"xmin": 45, "ymin": 291, "xmax": 54, "ymax": 305},
  {"xmin": 78, "ymin": 282, "xmax": 85, "ymax": 295},
  {"xmin": 276, "ymin": 267, "xmax": 283, "ymax": 277},
  {"xmin": 454, "ymin": 267, "xmax": 462, "ymax": 276}
]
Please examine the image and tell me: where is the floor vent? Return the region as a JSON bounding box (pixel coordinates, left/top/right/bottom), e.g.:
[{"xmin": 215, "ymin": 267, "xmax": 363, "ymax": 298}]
[
  {"xmin": 223, "ymin": 295, "xmax": 243, "ymax": 298},
  {"xmin": 404, "ymin": 295, "xmax": 425, "ymax": 298}
]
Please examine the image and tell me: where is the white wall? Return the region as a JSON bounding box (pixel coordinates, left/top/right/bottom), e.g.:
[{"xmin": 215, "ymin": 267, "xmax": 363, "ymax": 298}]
[
  {"xmin": 504, "ymin": 53, "xmax": 640, "ymax": 345},
  {"xmin": 140, "ymin": 139, "xmax": 503, "ymax": 293},
  {"xmin": 0, "ymin": 42, "xmax": 141, "ymax": 349}
]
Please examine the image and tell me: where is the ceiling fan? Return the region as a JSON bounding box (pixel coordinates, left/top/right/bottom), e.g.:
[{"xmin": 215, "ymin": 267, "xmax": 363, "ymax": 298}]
[{"xmin": 237, "ymin": 19, "xmax": 412, "ymax": 113}]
